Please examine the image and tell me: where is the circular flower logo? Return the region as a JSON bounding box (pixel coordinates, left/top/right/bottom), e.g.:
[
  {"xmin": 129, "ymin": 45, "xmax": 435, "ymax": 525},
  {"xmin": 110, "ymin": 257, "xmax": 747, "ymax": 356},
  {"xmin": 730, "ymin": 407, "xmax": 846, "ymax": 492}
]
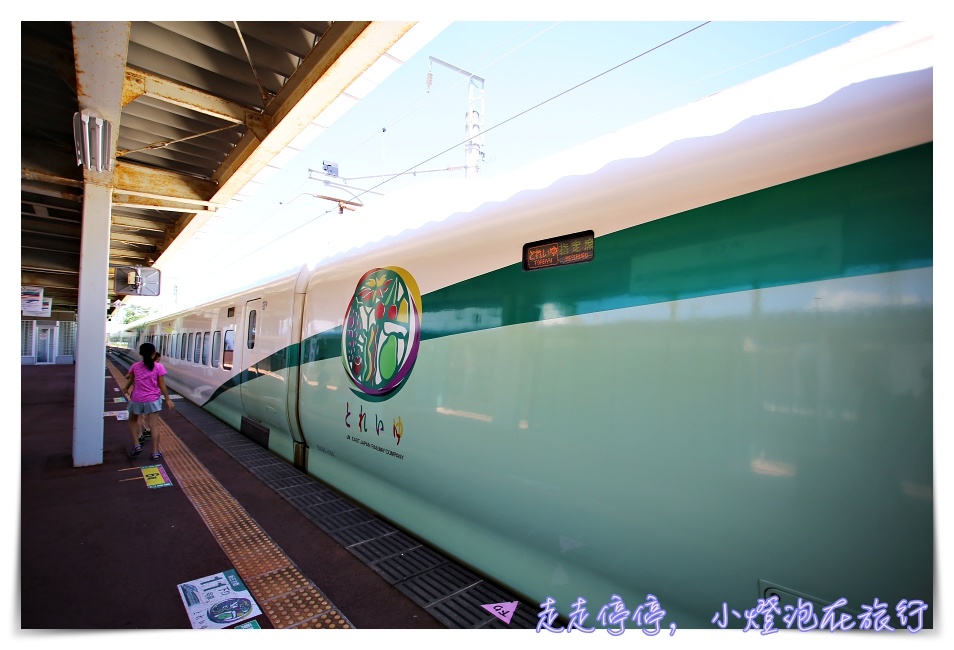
[{"xmin": 342, "ymin": 267, "xmax": 422, "ymax": 397}]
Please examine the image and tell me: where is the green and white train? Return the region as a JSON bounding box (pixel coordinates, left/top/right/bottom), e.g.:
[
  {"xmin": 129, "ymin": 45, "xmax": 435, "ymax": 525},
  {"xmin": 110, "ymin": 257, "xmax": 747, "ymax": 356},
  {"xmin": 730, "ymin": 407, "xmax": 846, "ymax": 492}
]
[{"xmin": 111, "ymin": 24, "xmax": 933, "ymax": 630}]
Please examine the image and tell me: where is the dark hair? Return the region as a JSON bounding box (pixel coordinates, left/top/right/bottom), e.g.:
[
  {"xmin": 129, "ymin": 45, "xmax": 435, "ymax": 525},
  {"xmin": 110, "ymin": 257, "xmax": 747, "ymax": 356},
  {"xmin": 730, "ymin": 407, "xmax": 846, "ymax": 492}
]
[{"xmin": 139, "ymin": 342, "xmax": 156, "ymax": 371}]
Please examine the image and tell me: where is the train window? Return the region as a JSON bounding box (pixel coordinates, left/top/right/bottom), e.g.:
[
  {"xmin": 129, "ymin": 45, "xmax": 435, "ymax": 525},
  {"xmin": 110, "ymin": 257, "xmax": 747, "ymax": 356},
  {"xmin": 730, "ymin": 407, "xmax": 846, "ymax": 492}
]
[
  {"xmin": 247, "ymin": 310, "xmax": 257, "ymax": 350},
  {"xmin": 180, "ymin": 333, "xmax": 187, "ymax": 360},
  {"xmin": 202, "ymin": 332, "xmax": 211, "ymax": 366},
  {"xmin": 193, "ymin": 332, "xmax": 202, "ymax": 364},
  {"xmin": 223, "ymin": 329, "xmax": 235, "ymax": 370},
  {"xmin": 211, "ymin": 331, "xmax": 221, "ymax": 368},
  {"xmin": 187, "ymin": 333, "xmax": 194, "ymax": 362},
  {"xmin": 227, "ymin": 307, "xmax": 235, "ymax": 318}
]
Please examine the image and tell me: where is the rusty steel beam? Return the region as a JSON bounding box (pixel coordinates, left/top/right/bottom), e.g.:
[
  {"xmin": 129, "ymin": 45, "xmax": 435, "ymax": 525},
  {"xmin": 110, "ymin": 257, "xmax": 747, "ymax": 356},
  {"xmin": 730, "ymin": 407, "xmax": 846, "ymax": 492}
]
[
  {"xmin": 122, "ymin": 69, "xmax": 253, "ymax": 123},
  {"xmin": 110, "ymin": 215, "xmax": 171, "ymax": 230},
  {"xmin": 113, "ymin": 160, "xmax": 217, "ymax": 202},
  {"xmin": 22, "ymin": 200, "xmax": 81, "ymax": 215},
  {"xmin": 109, "ymin": 246, "xmax": 155, "ymax": 259},
  {"xmin": 21, "ymin": 169, "xmax": 84, "ymax": 189},
  {"xmin": 21, "ymin": 144, "xmax": 86, "ymax": 182},
  {"xmin": 22, "ymin": 216, "xmax": 81, "ymax": 239},
  {"xmin": 20, "ymin": 271, "xmax": 80, "ymax": 289},
  {"xmin": 113, "ymin": 188, "xmax": 224, "ymax": 208},
  {"xmin": 21, "ymin": 183, "xmax": 84, "ymax": 202},
  {"xmin": 22, "ymin": 233, "xmax": 81, "ymax": 254},
  {"xmin": 110, "ymin": 230, "xmax": 163, "ymax": 246},
  {"xmin": 21, "ymin": 249, "xmax": 80, "ymax": 272},
  {"xmin": 112, "ymin": 201, "xmax": 218, "ymax": 215}
]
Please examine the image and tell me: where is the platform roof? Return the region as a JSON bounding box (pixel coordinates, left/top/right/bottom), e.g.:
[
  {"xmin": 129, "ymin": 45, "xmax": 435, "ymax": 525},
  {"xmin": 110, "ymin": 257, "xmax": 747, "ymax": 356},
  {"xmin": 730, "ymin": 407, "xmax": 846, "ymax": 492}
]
[{"xmin": 21, "ymin": 21, "xmax": 436, "ymax": 316}]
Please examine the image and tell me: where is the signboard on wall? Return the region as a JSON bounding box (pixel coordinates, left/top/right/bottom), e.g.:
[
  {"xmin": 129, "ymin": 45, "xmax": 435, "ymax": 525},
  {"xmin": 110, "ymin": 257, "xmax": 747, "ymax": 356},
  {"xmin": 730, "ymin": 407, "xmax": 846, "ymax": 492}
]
[
  {"xmin": 21, "ymin": 286, "xmax": 43, "ymax": 312},
  {"xmin": 22, "ymin": 297, "xmax": 52, "ymax": 317}
]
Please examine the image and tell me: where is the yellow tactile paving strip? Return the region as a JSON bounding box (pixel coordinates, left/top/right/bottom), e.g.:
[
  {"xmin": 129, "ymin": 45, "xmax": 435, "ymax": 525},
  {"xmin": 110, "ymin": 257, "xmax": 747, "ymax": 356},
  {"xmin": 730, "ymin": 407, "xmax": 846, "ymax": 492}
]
[{"xmin": 107, "ymin": 361, "xmax": 352, "ymax": 629}]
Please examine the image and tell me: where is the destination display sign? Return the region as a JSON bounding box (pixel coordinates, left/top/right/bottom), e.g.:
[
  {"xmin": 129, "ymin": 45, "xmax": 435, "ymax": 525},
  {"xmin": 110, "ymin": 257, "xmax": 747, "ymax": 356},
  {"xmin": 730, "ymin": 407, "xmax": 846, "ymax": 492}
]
[{"xmin": 522, "ymin": 230, "xmax": 595, "ymax": 271}]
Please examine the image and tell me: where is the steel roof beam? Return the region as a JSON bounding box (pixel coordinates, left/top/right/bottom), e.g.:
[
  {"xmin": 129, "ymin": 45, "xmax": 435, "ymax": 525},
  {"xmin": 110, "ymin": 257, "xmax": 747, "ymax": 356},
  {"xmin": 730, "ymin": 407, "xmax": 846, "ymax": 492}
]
[
  {"xmin": 156, "ymin": 21, "xmax": 414, "ymax": 265},
  {"xmin": 110, "ymin": 231, "xmax": 162, "ymax": 246},
  {"xmin": 21, "ymin": 217, "xmax": 80, "ymax": 239},
  {"xmin": 123, "ymin": 69, "xmax": 254, "ymax": 123},
  {"xmin": 21, "ymin": 184, "xmax": 84, "ymax": 201},
  {"xmin": 21, "ymin": 169, "xmax": 84, "ymax": 189},
  {"xmin": 20, "ymin": 272, "xmax": 79, "ymax": 289},
  {"xmin": 110, "ymin": 215, "xmax": 175, "ymax": 230},
  {"xmin": 113, "ymin": 160, "xmax": 217, "ymax": 202},
  {"xmin": 22, "ymin": 201, "xmax": 81, "ymax": 215}
]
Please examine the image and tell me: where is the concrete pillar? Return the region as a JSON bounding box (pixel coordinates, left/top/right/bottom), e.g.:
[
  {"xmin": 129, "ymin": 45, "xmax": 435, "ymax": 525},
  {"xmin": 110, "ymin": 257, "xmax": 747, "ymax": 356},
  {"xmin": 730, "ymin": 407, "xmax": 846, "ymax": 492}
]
[{"xmin": 71, "ymin": 22, "xmax": 130, "ymax": 466}]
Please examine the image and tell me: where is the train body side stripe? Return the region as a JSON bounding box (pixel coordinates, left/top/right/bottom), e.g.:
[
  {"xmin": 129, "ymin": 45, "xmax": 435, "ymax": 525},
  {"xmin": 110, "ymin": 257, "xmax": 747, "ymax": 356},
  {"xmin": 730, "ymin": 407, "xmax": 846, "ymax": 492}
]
[
  {"xmin": 306, "ymin": 143, "xmax": 932, "ymax": 361},
  {"xmin": 205, "ymin": 142, "xmax": 932, "ymax": 402},
  {"xmin": 204, "ymin": 342, "xmax": 301, "ymax": 405}
]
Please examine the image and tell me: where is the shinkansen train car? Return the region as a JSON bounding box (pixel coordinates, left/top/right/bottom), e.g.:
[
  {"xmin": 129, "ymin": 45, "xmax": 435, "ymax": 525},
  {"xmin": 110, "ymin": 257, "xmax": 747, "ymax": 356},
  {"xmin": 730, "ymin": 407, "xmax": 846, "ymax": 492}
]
[
  {"xmin": 111, "ymin": 24, "xmax": 933, "ymax": 629},
  {"xmin": 113, "ymin": 267, "xmax": 314, "ymax": 466}
]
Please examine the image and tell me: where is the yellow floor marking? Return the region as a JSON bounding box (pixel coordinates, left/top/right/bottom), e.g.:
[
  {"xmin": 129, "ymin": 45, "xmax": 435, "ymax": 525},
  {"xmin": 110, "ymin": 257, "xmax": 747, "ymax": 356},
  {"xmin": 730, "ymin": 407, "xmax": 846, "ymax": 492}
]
[{"xmin": 106, "ymin": 360, "xmax": 352, "ymax": 629}]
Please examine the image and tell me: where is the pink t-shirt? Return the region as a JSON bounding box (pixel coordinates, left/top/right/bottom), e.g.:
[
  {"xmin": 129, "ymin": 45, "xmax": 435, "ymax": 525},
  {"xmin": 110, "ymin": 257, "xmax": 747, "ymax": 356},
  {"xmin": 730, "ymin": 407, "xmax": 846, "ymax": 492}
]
[{"xmin": 128, "ymin": 361, "xmax": 167, "ymax": 403}]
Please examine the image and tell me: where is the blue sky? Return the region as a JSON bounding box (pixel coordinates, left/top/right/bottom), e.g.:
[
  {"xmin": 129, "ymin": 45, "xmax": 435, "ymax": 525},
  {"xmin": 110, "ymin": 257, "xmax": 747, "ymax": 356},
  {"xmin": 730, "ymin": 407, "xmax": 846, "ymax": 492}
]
[
  {"xmin": 312, "ymin": 21, "xmax": 892, "ymax": 186},
  {"xmin": 159, "ymin": 19, "xmax": 906, "ymax": 309}
]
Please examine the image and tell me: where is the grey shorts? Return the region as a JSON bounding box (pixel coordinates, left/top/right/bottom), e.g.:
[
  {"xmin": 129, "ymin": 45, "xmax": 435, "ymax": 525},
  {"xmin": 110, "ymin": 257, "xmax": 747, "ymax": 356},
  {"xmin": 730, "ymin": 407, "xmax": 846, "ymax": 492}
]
[{"xmin": 128, "ymin": 398, "xmax": 162, "ymax": 415}]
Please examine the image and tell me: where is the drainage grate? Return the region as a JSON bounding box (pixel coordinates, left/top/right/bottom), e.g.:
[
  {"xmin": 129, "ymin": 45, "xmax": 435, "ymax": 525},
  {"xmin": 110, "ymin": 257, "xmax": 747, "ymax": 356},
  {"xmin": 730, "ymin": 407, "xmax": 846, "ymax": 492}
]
[
  {"xmin": 328, "ymin": 519, "xmax": 397, "ymax": 547},
  {"xmin": 274, "ymin": 483, "xmax": 330, "ymax": 499},
  {"xmin": 349, "ymin": 531, "xmax": 421, "ymax": 563},
  {"xmin": 319, "ymin": 507, "xmax": 379, "ymax": 531},
  {"xmin": 298, "ymin": 498, "xmax": 359, "ymax": 520},
  {"xmin": 371, "ymin": 545, "xmax": 451, "ymax": 584},
  {"xmin": 397, "ymin": 562, "xmax": 482, "ymax": 606}
]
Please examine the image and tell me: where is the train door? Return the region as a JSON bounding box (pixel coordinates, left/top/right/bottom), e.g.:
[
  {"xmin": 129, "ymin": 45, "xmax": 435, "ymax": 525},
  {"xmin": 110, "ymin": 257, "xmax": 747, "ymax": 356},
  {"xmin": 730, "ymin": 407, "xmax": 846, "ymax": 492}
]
[
  {"xmin": 222, "ymin": 327, "xmax": 235, "ymax": 372},
  {"xmin": 238, "ymin": 298, "xmax": 261, "ymax": 415}
]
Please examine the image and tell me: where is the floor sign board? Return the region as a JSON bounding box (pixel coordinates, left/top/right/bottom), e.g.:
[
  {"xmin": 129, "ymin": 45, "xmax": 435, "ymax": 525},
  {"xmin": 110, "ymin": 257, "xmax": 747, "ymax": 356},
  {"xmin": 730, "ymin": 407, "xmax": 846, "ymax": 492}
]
[{"xmin": 178, "ymin": 569, "xmax": 262, "ymax": 629}]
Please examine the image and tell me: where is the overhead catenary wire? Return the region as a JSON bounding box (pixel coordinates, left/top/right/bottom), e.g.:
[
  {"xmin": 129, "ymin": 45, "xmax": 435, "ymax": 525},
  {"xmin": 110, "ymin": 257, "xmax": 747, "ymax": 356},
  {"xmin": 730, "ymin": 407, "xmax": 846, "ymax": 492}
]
[
  {"xmin": 221, "ymin": 25, "xmax": 564, "ymax": 251},
  {"xmin": 328, "ymin": 22, "xmax": 562, "ymax": 171},
  {"xmin": 602, "ymin": 21, "xmax": 863, "ymax": 120},
  {"xmin": 210, "ymin": 22, "xmax": 715, "ymax": 272},
  {"xmin": 347, "ymin": 21, "xmax": 712, "ymax": 203}
]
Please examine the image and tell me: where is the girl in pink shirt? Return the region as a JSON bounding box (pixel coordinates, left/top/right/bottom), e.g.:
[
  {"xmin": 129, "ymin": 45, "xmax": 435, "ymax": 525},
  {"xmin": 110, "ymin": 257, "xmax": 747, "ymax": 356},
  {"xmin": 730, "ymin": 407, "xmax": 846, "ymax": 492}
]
[{"xmin": 122, "ymin": 342, "xmax": 174, "ymax": 459}]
